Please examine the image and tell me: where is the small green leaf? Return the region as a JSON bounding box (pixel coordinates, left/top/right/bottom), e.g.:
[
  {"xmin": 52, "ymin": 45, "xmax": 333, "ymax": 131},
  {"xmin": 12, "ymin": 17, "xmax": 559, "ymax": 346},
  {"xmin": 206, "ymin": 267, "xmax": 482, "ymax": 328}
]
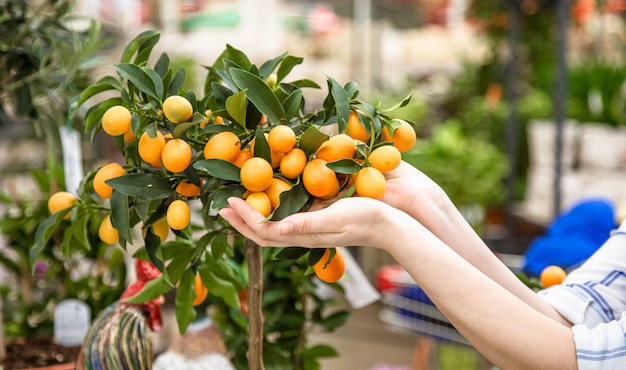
[
  {"xmin": 143, "ymin": 66, "xmax": 164, "ymax": 101},
  {"xmin": 30, "ymin": 212, "xmax": 66, "ymax": 272},
  {"xmin": 76, "ymin": 76, "xmax": 121, "ymax": 108},
  {"xmin": 327, "ymin": 76, "xmax": 350, "ymax": 133},
  {"xmin": 144, "ymin": 227, "xmax": 165, "ymax": 272},
  {"xmin": 114, "ymin": 63, "xmax": 160, "ymax": 102},
  {"xmin": 304, "ymin": 344, "xmax": 339, "ymax": 359},
  {"xmin": 225, "ymin": 90, "xmax": 248, "ymax": 127},
  {"xmin": 229, "ymin": 68, "xmax": 286, "ymax": 124},
  {"xmin": 298, "ymin": 126, "xmax": 329, "ymax": 157},
  {"xmin": 252, "ymin": 128, "xmax": 271, "ymax": 163},
  {"xmin": 270, "ymin": 182, "xmax": 311, "ymax": 221},
  {"xmin": 212, "ymin": 184, "xmax": 246, "ymax": 210},
  {"xmin": 123, "ymin": 275, "xmax": 169, "ymax": 304},
  {"xmin": 319, "ymin": 310, "xmax": 351, "ymax": 331},
  {"xmin": 175, "ymin": 269, "xmax": 197, "ymax": 334},
  {"xmin": 193, "ymin": 159, "xmax": 241, "ymax": 181},
  {"xmin": 154, "ymin": 52, "xmax": 170, "ymax": 77},
  {"xmin": 120, "ymin": 30, "xmax": 160, "ymax": 64},
  {"xmin": 198, "ymin": 262, "xmax": 240, "ymax": 310},
  {"xmin": 277, "ymin": 55, "xmax": 304, "ymax": 83},
  {"xmin": 106, "ymin": 174, "xmax": 174, "ymax": 200},
  {"xmin": 282, "ymin": 89, "xmax": 303, "ymax": 119},
  {"xmin": 110, "ymin": 190, "xmax": 133, "ymax": 243},
  {"xmin": 275, "ymin": 247, "xmax": 309, "ymax": 260},
  {"xmin": 381, "ymin": 90, "xmax": 414, "ymax": 113},
  {"xmin": 167, "ymin": 68, "xmax": 187, "ymax": 96},
  {"xmin": 326, "ymin": 158, "xmax": 361, "ymax": 174}
]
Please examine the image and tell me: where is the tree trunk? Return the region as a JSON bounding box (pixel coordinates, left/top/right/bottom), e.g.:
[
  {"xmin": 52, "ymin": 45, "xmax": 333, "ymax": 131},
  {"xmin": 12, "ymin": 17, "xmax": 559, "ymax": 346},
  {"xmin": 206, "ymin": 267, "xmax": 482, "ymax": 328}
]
[{"xmin": 245, "ymin": 238, "xmax": 264, "ymax": 370}]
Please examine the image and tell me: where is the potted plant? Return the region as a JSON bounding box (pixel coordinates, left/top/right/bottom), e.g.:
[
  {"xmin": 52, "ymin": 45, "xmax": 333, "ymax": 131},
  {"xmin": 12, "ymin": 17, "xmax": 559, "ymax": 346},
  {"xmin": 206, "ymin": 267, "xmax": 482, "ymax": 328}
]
[{"xmin": 33, "ymin": 30, "xmax": 417, "ymax": 369}]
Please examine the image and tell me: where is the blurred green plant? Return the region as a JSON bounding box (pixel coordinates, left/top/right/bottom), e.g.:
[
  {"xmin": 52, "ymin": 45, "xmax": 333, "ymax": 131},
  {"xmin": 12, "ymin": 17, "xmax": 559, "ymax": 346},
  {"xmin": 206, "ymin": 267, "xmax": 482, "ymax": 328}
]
[
  {"xmin": 0, "ymin": 159, "xmax": 126, "ymax": 340},
  {"xmin": 403, "ymin": 121, "xmax": 508, "ymax": 223}
]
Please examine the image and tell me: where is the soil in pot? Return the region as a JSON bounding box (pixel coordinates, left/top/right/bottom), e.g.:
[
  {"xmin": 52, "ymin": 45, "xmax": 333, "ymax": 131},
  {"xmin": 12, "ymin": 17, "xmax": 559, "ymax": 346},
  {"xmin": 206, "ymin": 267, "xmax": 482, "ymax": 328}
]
[{"xmin": 2, "ymin": 337, "xmax": 80, "ymax": 370}]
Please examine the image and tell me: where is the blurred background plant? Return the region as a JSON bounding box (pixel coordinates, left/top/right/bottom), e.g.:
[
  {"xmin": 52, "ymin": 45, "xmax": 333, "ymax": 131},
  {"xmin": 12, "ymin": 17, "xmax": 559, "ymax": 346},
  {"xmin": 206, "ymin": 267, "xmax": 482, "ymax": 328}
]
[{"xmin": 0, "ymin": 160, "xmax": 127, "ymax": 340}]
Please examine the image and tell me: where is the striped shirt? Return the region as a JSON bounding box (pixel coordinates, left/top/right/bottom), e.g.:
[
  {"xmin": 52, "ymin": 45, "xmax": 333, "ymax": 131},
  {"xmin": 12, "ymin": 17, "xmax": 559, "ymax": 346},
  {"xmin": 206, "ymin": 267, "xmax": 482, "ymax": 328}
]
[{"xmin": 539, "ymin": 220, "xmax": 626, "ymax": 369}]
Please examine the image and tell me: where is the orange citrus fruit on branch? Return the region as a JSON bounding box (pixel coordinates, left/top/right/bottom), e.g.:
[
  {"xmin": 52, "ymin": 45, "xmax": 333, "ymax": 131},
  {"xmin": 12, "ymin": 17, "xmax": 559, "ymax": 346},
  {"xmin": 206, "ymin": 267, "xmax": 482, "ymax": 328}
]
[
  {"xmin": 163, "ymin": 95, "xmax": 193, "ymax": 124},
  {"xmin": 98, "ymin": 214, "xmax": 119, "ymax": 244},
  {"xmin": 193, "ymin": 273, "xmax": 209, "ymax": 306},
  {"xmin": 93, "ymin": 163, "xmax": 125, "ymax": 199},
  {"xmin": 264, "ymin": 177, "xmax": 292, "ymax": 209},
  {"xmin": 268, "ymin": 125, "xmax": 296, "ymax": 153},
  {"xmin": 240, "ymin": 157, "xmax": 274, "ymax": 192},
  {"xmin": 167, "ymin": 199, "xmax": 191, "ymax": 230},
  {"xmin": 138, "ymin": 131, "xmax": 166, "ymax": 164},
  {"xmin": 382, "ymin": 120, "xmax": 416, "ymax": 153},
  {"xmin": 48, "ymin": 191, "xmax": 77, "ymax": 219},
  {"xmin": 314, "ymin": 248, "xmax": 345, "ymax": 283},
  {"xmin": 279, "ymin": 148, "xmax": 307, "ymax": 179},
  {"xmin": 102, "ymin": 105, "xmax": 132, "ymax": 136},
  {"xmin": 355, "ymin": 166, "xmax": 386, "ymax": 200},
  {"xmin": 316, "ymin": 134, "xmax": 357, "ymax": 163},
  {"xmin": 540, "ymin": 265, "xmax": 567, "ymax": 288},
  {"xmin": 176, "ymin": 180, "xmax": 202, "ymax": 197},
  {"xmin": 346, "ymin": 110, "xmax": 370, "ymax": 142},
  {"xmin": 203, "ymin": 131, "xmax": 241, "ymax": 161},
  {"xmin": 245, "ymin": 191, "xmax": 272, "ymax": 217},
  {"xmin": 302, "ymin": 159, "xmax": 337, "ymax": 198},
  {"xmin": 368, "ymin": 145, "xmax": 402, "ymax": 173},
  {"xmin": 233, "ymin": 147, "xmax": 254, "ymax": 168},
  {"xmin": 161, "ymin": 138, "xmax": 192, "ymax": 173}
]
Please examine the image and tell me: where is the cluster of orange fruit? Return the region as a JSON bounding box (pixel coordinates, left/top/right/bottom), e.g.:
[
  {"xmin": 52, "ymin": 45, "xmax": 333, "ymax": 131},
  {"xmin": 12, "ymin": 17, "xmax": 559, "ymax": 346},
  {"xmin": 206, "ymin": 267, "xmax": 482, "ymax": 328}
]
[{"xmin": 47, "ymin": 89, "xmax": 416, "ymax": 284}]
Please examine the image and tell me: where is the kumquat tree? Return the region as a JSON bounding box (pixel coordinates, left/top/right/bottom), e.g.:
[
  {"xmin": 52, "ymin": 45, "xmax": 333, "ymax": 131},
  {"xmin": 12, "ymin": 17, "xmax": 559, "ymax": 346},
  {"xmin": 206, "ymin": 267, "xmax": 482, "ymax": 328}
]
[{"xmin": 32, "ymin": 30, "xmax": 416, "ymax": 369}]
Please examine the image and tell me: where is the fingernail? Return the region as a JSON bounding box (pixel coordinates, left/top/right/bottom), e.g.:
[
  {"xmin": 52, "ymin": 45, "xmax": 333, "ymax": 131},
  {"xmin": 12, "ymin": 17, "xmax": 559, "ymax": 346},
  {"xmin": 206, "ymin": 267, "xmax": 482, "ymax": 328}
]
[{"xmin": 278, "ymin": 222, "xmax": 292, "ymax": 235}]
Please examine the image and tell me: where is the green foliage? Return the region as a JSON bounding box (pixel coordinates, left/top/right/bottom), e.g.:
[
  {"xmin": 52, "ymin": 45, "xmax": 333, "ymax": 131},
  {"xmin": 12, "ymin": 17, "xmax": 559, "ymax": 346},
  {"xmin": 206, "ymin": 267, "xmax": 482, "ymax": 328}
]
[
  {"xmin": 0, "ymin": 161, "xmax": 126, "ymax": 339},
  {"xmin": 0, "ymin": 0, "xmax": 111, "ymax": 127}
]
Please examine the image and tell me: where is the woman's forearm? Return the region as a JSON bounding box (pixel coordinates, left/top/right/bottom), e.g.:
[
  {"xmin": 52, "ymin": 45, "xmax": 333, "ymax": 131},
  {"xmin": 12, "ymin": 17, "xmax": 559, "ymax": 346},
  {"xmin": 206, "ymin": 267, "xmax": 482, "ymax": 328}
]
[
  {"xmin": 383, "ymin": 211, "xmax": 577, "ymax": 369},
  {"xmin": 401, "ymin": 193, "xmax": 572, "ymax": 326}
]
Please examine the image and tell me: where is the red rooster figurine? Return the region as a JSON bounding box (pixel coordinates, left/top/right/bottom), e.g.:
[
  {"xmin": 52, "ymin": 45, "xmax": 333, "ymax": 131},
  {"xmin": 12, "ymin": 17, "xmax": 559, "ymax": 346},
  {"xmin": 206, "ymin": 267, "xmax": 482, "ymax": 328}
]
[{"xmin": 76, "ymin": 259, "xmax": 163, "ymax": 370}]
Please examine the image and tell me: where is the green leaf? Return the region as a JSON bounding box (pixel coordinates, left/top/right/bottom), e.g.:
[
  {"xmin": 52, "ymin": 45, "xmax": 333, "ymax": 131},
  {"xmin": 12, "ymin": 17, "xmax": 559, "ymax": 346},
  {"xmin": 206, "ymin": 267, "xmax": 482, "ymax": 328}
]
[
  {"xmin": 30, "ymin": 212, "xmax": 66, "ymax": 272},
  {"xmin": 114, "ymin": 63, "xmax": 160, "ymax": 102},
  {"xmin": 327, "ymin": 76, "xmax": 350, "ymax": 133},
  {"xmin": 143, "ymin": 66, "xmax": 164, "ymax": 100},
  {"xmin": 381, "ymin": 90, "xmax": 414, "ymax": 113},
  {"xmin": 193, "ymin": 159, "xmax": 241, "ymax": 181},
  {"xmin": 198, "ymin": 263, "xmax": 240, "ymax": 310},
  {"xmin": 298, "ymin": 126, "xmax": 329, "ymax": 157},
  {"xmin": 106, "ymin": 174, "xmax": 174, "ymax": 200},
  {"xmin": 319, "ymin": 310, "xmax": 351, "ymax": 331},
  {"xmin": 326, "ymin": 158, "xmax": 361, "ymax": 174},
  {"xmin": 252, "ymin": 128, "xmax": 271, "ymax": 163},
  {"xmin": 270, "ymin": 182, "xmax": 311, "ymax": 221},
  {"xmin": 120, "ymin": 30, "xmax": 160, "ymax": 64},
  {"xmin": 167, "ymin": 68, "xmax": 187, "ymax": 96},
  {"xmin": 258, "ymin": 52, "xmax": 287, "ymax": 80},
  {"xmin": 144, "ymin": 227, "xmax": 165, "ymax": 272},
  {"xmin": 225, "ymin": 90, "xmax": 248, "ymax": 128},
  {"xmin": 304, "ymin": 344, "xmax": 339, "ymax": 359},
  {"xmin": 229, "ymin": 68, "xmax": 286, "ymax": 124},
  {"xmin": 277, "ymin": 55, "xmax": 304, "ymax": 83},
  {"xmin": 172, "ymin": 112, "xmax": 206, "ymax": 138},
  {"xmin": 76, "ymin": 76, "xmax": 121, "ymax": 108},
  {"xmin": 282, "ymin": 89, "xmax": 303, "ymax": 119},
  {"xmin": 175, "ymin": 269, "xmax": 197, "ymax": 334},
  {"xmin": 123, "ymin": 275, "xmax": 170, "ymax": 304},
  {"xmin": 275, "ymin": 247, "xmax": 309, "ymax": 260},
  {"xmin": 154, "ymin": 52, "xmax": 170, "ymax": 77},
  {"xmin": 110, "ymin": 190, "xmax": 133, "ymax": 243},
  {"xmin": 212, "ymin": 184, "xmax": 246, "ymax": 210}
]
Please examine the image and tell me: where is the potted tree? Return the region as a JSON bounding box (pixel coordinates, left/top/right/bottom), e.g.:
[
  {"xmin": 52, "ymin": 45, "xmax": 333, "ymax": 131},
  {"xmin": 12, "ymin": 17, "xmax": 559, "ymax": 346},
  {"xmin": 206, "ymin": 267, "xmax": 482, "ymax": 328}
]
[{"xmin": 33, "ymin": 31, "xmax": 417, "ymax": 369}]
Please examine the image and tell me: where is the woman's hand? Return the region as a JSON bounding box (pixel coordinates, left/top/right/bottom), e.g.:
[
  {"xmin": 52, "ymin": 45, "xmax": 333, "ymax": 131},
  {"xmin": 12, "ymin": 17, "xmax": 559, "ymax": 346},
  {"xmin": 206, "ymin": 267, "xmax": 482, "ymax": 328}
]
[{"xmin": 218, "ymin": 196, "xmax": 407, "ymax": 250}]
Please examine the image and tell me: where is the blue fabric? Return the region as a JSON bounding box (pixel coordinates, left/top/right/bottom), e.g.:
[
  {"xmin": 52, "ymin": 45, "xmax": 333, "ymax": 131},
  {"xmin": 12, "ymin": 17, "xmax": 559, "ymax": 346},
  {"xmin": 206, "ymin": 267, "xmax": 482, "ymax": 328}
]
[{"xmin": 522, "ymin": 198, "xmax": 617, "ymax": 276}]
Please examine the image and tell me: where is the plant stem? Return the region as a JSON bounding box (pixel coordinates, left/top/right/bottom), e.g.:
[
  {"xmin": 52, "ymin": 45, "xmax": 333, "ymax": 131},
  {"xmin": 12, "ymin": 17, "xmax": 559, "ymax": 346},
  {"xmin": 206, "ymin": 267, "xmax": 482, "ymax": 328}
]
[
  {"xmin": 245, "ymin": 238, "xmax": 264, "ymax": 370},
  {"xmin": 0, "ymin": 297, "xmax": 5, "ymax": 363}
]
